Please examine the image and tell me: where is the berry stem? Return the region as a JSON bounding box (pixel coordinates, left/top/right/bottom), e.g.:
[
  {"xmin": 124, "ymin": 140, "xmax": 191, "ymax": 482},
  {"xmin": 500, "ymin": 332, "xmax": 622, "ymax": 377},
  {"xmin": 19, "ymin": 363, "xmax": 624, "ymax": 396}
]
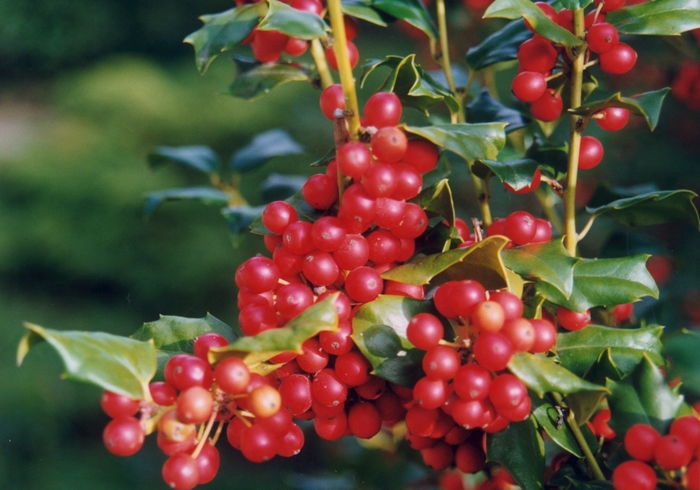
[
  {"xmin": 310, "ymin": 39, "xmax": 334, "ymax": 89},
  {"xmin": 436, "ymin": 0, "xmax": 462, "ymax": 123},
  {"xmin": 534, "ymin": 188, "xmax": 564, "ymax": 235},
  {"xmin": 576, "ymin": 214, "xmax": 597, "ymax": 242},
  {"xmin": 191, "ymin": 404, "xmax": 219, "ymax": 459},
  {"xmin": 327, "ymin": 0, "xmax": 361, "ymax": 141}
]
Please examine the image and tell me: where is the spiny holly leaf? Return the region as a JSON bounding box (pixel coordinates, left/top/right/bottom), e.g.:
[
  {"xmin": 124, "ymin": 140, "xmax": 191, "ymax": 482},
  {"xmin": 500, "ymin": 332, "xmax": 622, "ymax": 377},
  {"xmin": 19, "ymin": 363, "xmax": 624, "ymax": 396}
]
[
  {"xmin": 566, "ymin": 349, "xmax": 621, "ymax": 424},
  {"xmin": 208, "ymin": 295, "xmax": 339, "ymax": 370},
  {"xmin": 466, "ymin": 19, "xmax": 532, "ymax": 71},
  {"xmin": 222, "ymin": 205, "xmax": 265, "ymax": 235},
  {"xmin": 230, "ymin": 129, "xmax": 304, "ymax": 172},
  {"xmin": 484, "ymin": 0, "xmax": 583, "ymax": 46},
  {"xmin": 342, "ymin": 0, "xmax": 388, "ymax": 26},
  {"xmin": 144, "ymin": 187, "xmax": 231, "ymax": 217},
  {"xmin": 260, "ymin": 173, "xmax": 307, "ymax": 202},
  {"xmin": 664, "ymin": 329, "xmax": 700, "ymax": 393},
  {"xmin": 586, "ymin": 189, "xmax": 700, "ymax": 229},
  {"xmin": 361, "ymin": 55, "xmax": 459, "ymax": 113},
  {"xmin": 372, "ymin": 0, "xmax": 438, "ymax": 40},
  {"xmin": 502, "ymin": 240, "xmax": 578, "ymax": 300},
  {"xmin": 380, "ymin": 236, "xmax": 510, "ymax": 290},
  {"xmin": 473, "ymin": 158, "xmax": 541, "ymax": 191},
  {"xmin": 569, "ymin": 88, "xmax": 670, "ymax": 131},
  {"xmin": 607, "ymin": 354, "xmax": 685, "ymax": 434},
  {"xmin": 352, "ymin": 296, "xmax": 434, "ymax": 386},
  {"xmin": 148, "ymin": 146, "xmax": 220, "ymax": 175},
  {"xmin": 185, "ymin": 4, "xmax": 266, "ymax": 73},
  {"xmin": 606, "ymin": 0, "xmax": 700, "ymax": 36},
  {"xmin": 556, "ymin": 325, "xmax": 665, "ymax": 378},
  {"xmin": 410, "ymin": 179, "xmax": 456, "ymax": 227},
  {"xmin": 531, "ymin": 397, "xmax": 582, "ymax": 457},
  {"xmin": 227, "ymin": 58, "xmax": 312, "ymax": 100},
  {"xmin": 536, "ymin": 255, "xmax": 659, "ymax": 312},
  {"xmin": 508, "ymin": 353, "xmax": 607, "ymax": 398},
  {"xmin": 466, "ymin": 88, "xmax": 531, "ymax": 133},
  {"xmin": 405, "ymin": 123, "xmax": 507, "ymax": 163},
  {"xmin": 258, "ymin": 0, "xmax": 329, "ymax": 39},
  {"xmin": 486, "ymin": 418, "xmax": 545, "ymax": 490},
  {"xmin": 17, "ymin": 323, "xmax": 156, "ymax": 400},
  {"xmin": 249, "ymin": 190, "xmax": 323, "ymax": 234}
]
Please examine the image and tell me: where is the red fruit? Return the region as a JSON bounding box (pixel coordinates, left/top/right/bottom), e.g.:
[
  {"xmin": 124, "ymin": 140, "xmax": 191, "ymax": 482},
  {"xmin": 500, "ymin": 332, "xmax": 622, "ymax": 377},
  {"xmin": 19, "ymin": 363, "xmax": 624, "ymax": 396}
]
[
  {"xmin": 283, "ymin": 221, "xmax": 315, "ymax": 255},
  {"xmin": 407, "ymin": 313, "xmax": 444, "ymax": 350},
  {"xmin": 595, "ymin": 0, "xmax": 626, "ymax": 12},
  {"xmin": 251, "ymin": 29, "xmax": 289, "ymax": 63},
  {"xmin": 193, "ymin": 333, "xmax": 229, "ymax": 361},
  {"xmin": 279, "ymin": 374, "xmax": 313, "ymax": 415},
  {"xmin": 214, "ymin": 357, "xmax": 250, "ymax": 395},
  {"xmin": 103, "ymin": 416, "xmax": 145, "ymax": 456},
  {"xmin": 297, "ymin": 337, "xmax": 330, "ymax": 373},
  {"xmin": 471, "ymin": 301, "xmax": 506, "ymax": 332},
  {"xmin": 277, "ymin": 423, "xmax": 305, "ymax": 457},
  {"xmin": 578, "ymin": 136, "xmax": 605, "ymax": 170},
  {"xmin": 529, "ymin": 318, "xmax": 557, "ymax": 352},
  {"xmin": 530, "ymin": 89, "xmax": 563, "ymax": 122},
  {"xmin": 290, "ymin": 0, "xmax": 323, "ymax": 16},
  {"xmin": 518, "ymin": 36, "xmax": 558, "ymax": 73},
  {"xmin": 336, "ymin": 141, "xmax": 372, "ymax": 178},
  {"xmin": 402, "ymin": 139, "xmax": 439, "ymax": 173},
  {"xmin": 599, "ymin": 43, "xmax": 637, "ymax": 74},
  {"xmin": 596, "ymin": 106, "xmax": 629, "ymax": 131},
  {"xmin": 177, "ymin": 386, "xmax": 213, "ymax": 424},
  {"xmin": 195, "ymin": 441, "xmax": 220, "ymax": 484},
  {"xmin": 337, "ymin": 184, "xmax": 376, "ymax": 232},
  {"xmin": 284, "ymin": 37, "xmax": 308, "ymax": 56},
  {"xmin": 473, "ymin": 332, "xmax": 514, "ymax": 371},
  {"xmin": 511, "ymin": 71, "xmax": 547, "ymax": 102},
  {"xmin": 363, "ymin": 92, "xmax": 402, "ymax": 128},
  {"xmin": 100, "ymin": 391, "xmax": 140, "ymax": 419},
  {"xmin": 320, "ymin": 84, "xmax": 346, "ymax": 120},
  {"xmin": 333, "ymin": 233, "xmax": 370, "ymax": 271},
  {"xmin": 345, "ymin": 266, "xmax": 383, "ymax": 303},
  {"xmin": 391, "ymin": 163, "xmax": 423, "ymax": 200},
  {"xmin": 390, "ymin": 203, "xmax": 428, "ymax": 239},
  {"xmin": 348, "ymin": 402, "xmax": 382, "ymax": 439},
  {"xmin": 454, "ymin": 363, "xmax": 491, "ymax": 401},
  {"xmin": 587, "ymin": 22, "xmax": 619, "ymax": 54},
  {"xmin": 504, "ymin": 211, "xmax": 537, "ymax": 245},
  {"xmin": 314, "ymin": 413, "xmax": 348, "ymax": 440},
  {"xmin": 263, "ymin": 201, "xmax": 299, "ymax": 235},
  {"xmin": 335, "ymin": 350, "xmax": 372, "ymax": 387},
  {"xmin": 455, "ymin": 443, "xmax": 486, "ymax": 474},
  {"xmin": 532, "ymin": 218, "xmax": 553, "ymax": 243},
  {"xmin": 362, "ymin": 163, "xmax": 398, "ymax": 198},
  {"xmin": 162, "ymin": 453, "xmax": 200, "ymax": 490},
  {"xmin": 669, "ymin": 415, "xmax": 700, "ymax": 451},
  {"xmin": 422, "ymin": 345, "xmax": 461, "ymax": 380},
  {"xmin": 303, "ymin": 250, "xmax": 340, "ymax": 286},
  {"xmin": 319, "ymin": 320, "xmax": 354, "ymax": 356},
  {"xmin": 302, "ymin": 173, "xmax": 338, "ymax": 209},
  {"xmin": 413, "ymin": 377, "xmax": 448, "ymax": 409},
  {"xmin": 325, "ymin": 41, "xmax": 359, "ymax": 70},
  {"xmin": 612, "ymin": 303, "xmax": 634, "ymax": 323},
  {"xmin": 451, "ymin": 280, "xmax": 487, "ymax": 318},
  {"xmin": 525, "ymin": 2, "xmax": 558, "ymax": 31},
  {"xmin": 239, "ymin": 255, "xmax": 280, "ymax": 294},
  {"xmin": 654, "ymin": 434, "xmax": 693, "ymax": 470},
  {"xmin": 165, "ymin": 354, "xmax": 213, "ymax": 391},
  {"xmin": 556, "ymin": 306, "xmax": 590, "ymax": 331},
  {"xmin": 371, "ymin": 127, "xmax": 408, "ymax": 163},
  {"xmin": 625, "ymin": 424, "xmax": 661, "ymax": 461},
  {"xmin": 501, "ymin": 318, "xmax": 536, "ymax": 352},
  {"xmin": 344, "ymin": 15, "xmax": 359, "ymax": 41},
  {"xmin": 239, "ymin": 303, "xmax": 277, "ymax": 336},
  {"xmin": 612, "ymin": 461, "xmax": 656, "ymax": 490},
  {"xmin": 275, "ymin": 283, "xmax": 314, "ymax": 319},
  {"xmin": 248, "ymin": 384, "xmax": 282, "ymax": 419},
  {"xmin": 489, "ymin": 374, "xmax": 527, "ymax": 412},
  {"xmin": 591, "ymin": 409, "xmax": 616, "ymax": 440},
  {"xmin": 312, "ymin": 368, "xmax": 348, "ymax": 408},
  {"xmin": 150, "ymin": 381, "xmax": 178, "ymax": 406},
  {"xmin": 241, "ymin": 424, "xmax": 278, "ymax": 462},
  {"xmin": 421, "ymin": 441, "xmax": 454, "ymax": 471},
  {"xmin": 406, "ymin": 405, "xmax": 439, "ymax": 436}
]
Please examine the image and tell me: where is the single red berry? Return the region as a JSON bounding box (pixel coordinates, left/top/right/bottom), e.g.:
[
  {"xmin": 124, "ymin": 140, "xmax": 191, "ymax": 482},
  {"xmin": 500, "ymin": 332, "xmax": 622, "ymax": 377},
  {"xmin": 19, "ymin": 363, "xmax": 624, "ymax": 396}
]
[
  {"xmin": 348, "ymin": 401, "xmax": 383, "ymax": 439},
  {"xmin": 596, "ymin": 106, "xmax": 629, "ymax": 131},
  {"xmin": 363, "ymin": 92, "xmax": 402, "ymax": 128},
  {"xmin": 103, "ymin": 416, "xmax": 145, "ymax": 456},
  {"xmin": 587, "ymin": 22, "xmax": 619, "ymax": 54},
  {"xmin": 262, "ymin": 201, "xmax": 298, "ymax": 235},
  {"xmin": 325, "ymin": 40, "xmax": 359, "ymax": 70},
  {"xmin": 591, "ymin": 409, "xmax": 616, "ymax": 440},
  {"xmin": 504, "ymin": 211, "xmax": 537, "ymax": 245},
  {"xmin": 150, "ymin": 381, "xmax": 178, "ymax": 406},
  {"xmin": 511, "ymin": 71, "xmax": 547, "ymax": 102},
  {"xmin": 422, "ymin": 345, "xmax": 461, "ymax": 380},
  {"xmin": 600, "ymin": 43, "xmax": 637, "ymax": 74},
  {"xmin": 518, "ymin": 36, "xmax": 558, "ymax": 73},
  {"xmin": 525, "ymin": 2, "xmax": 558, "ymax": 31},
  {"xmin": 193, "ymin": 332, "xmax": 229, "ymax": 361},
  {"xmin": 320, "ymin": 84, "xmax": 346, "ymax": 120},
  {"xmin": 302, "ymin": 173, "xmax": 338, "ymax": 209},
  {"xmin": 578, "ymin": 135, "xmax": 604, "ymax": 170},
  {"xmin": 612, "ymin": 460, "xmax": 656, "ymax": 490},
  {"xmin": 241, "ymin": 424, "xmax": 278, "ymax": 462},
  {"xmin": 669, "ymin": 415, "xmax": 700, "ymax": 452},
  {"xmin": 624, "ymin": 423, "xmax": 660, "ymax": 461},
  {"xmin": 162, "ymin": 453, "xmax": 200, "ymax": 490},
  {"xmin": 100, "ymin": 391, "xmax": 140, "ymax": 419},
  {"xmin": 251, "ymin": 29, "xmax": 289, "ymax": 63},
  {"xmin": 531, "ymin": 89, "xmax": 563, "ymax": 122},
  {"xmin": 401, "ymin": 139, "xmax": 439, "ymax": 173},
  {"xmin": 556, "ymin": 306, "xmax": 590, "ymax": 331},
  {"xmin": 529, "ymin": 318, "xmax": 558, "ymax": 353},
  {"xmin": 177, "ymin": 386, "xmax": 213, "ymax": 424},
  {"xmin": 195, "ymin": 441, "xmax": 220, "ymax": 484},
  {"xmin": 284, "ymin": 37, "xmax": 308, "ymax": 56},
  {"xmin": 473, "ymin": 332, "xmax": 514, "ymax": 371},
  {"xmin": 407, "ymin": 313, "xmax": 444, "ymax": 350},
  {"xmin": 371, "ymin": 127, "xmax": 408, "ymax": 163},
  {"xmin": 455, "ymin": 443, "xmax": 486, "ymax": 474},
  {"xmin": 595, "ymin": 0, "xmax": 626, "ymax": 12},
  {"xmin": 654, "ymin": 434, "xmax": 693, "ymax": 470}
]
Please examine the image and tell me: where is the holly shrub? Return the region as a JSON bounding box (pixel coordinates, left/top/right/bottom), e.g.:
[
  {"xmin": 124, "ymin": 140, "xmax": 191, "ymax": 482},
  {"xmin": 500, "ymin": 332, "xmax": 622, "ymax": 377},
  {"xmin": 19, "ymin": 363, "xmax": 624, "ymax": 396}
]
[{"xmin": 17, "ymin": 0, "xmax": 700, "ymax": 489}]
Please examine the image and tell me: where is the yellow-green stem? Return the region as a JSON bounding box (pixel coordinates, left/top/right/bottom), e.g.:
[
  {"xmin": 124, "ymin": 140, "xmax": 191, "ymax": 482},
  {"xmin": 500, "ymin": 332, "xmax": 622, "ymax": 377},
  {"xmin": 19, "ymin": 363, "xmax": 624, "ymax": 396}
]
[
  {"xmin": 310, "ymin": 39, "xmax": 334, "ymax": 89},
  {"xmin": 534, "ymin": 188, "xmax": 564, "ymax": 235},
  {"xmin": 327, "ymin": 0, "xmax": 360, "ymax": 141}
]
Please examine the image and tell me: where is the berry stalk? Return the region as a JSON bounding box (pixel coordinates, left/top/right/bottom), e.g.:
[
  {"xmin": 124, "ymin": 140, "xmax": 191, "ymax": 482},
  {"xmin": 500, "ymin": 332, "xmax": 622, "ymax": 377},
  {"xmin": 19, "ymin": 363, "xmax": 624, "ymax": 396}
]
[{"xmin": 310, "ymin": 39, "xmax": 335, "ymax": 89}]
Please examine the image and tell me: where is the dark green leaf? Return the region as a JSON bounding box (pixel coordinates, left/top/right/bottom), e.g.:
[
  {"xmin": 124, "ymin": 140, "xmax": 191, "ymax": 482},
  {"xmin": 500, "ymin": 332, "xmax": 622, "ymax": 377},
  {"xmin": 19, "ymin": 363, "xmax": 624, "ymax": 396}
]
[
  {"xmin": 607, "ymin": 0, "xmax": 700, "ymax": 35},
  {"xmin": 487, "ymin": 418, "xmax": 545, "ymax": 490},
  {"xmin": 483, "ymin": 0, "xmax": 583, "ymax": 46},
  {"xmin": 185, "ymin": 4, "xmax": 266, "ymax": 73},
  {"xmin": 228, "ymin": 59, "xmax": 312, "ymax": 100},
  {"xmin": 466, "ymin": 19, "xmax": 532, "ymax": 71},
  {"xmin": 261, "ymin": 173, "xmax": 307, "ymax": 202},
  {"xmin": 148, "ymin": 146, "xmax": 220, "ymax": 174},
  {"xmin": 536, "ymin": 255, "xmax": 659, "ymax": 312},
  {"xmin": 372, "ymin": 0, "xmax": 438, "ymax": 40},
  {"xmin": 502, "ymin": 240, "xmax": 577, "ymax": 299},
  {"xmin": 249, "ymin": 190, "xmax": 324, "ymax": 234},
  {"xmin": 380, "ymin": 236, "xmax": 510, "ymax": 290},
  {"xmin": 144, "ymin": 187, "xmax": 231, "ymax": 217},
  {"xmin": 363, "ymin": 325, "xmax": 403, "ymax": 358},
  {"xmin": 556, "ymin": 325, "xmax": 665, "ymax": 378},
  {"xmin": 361, "ymin": 55, "xmax": 459, "ymax": 113},
  {"xmin": 586, "ymin": 189, "xmax": 700, "ymax": 229},
  {"xmin": 664, "ymin": 329, "xmax": 700, "ymax": 393},
  {"xmin": 342, "ymin": 0, "xmax": 388, "ymax": 26},
  {"xmin": 374, "ymin": 349, "xmax": 426, "ymax": 387},
  {"xmin": 230, "ymin": 129, "xmax": 304, "ymax": 172},
  {"xmin": 531, "ymin": 397, "xmax": 582, "ymax": 457},
  {"xmin": 17, "ymin": 323, "xmax": 156, "ymax": 400},
  {"xmin": 466, "ymin": 88, "xmax": 531, "ymax": 133},
  {"xmin": 565, "ymin": 349, "xmax": 621, "ymax": 423},
  {"xmin": 559, "ymin": 0, "xmax": 594, "ymax": 11},
  {"xmin": 258, "ymin": 0, "xmax": 329, "ymax": 39},
  {"xmin": 474, "ymin": 158, "xmax": 541, "ymax": 191},
  {"xmin": 410, "ymin": 179, "xmax": 456, "ymax": 226},
  {"xmin": 221, "ymin": 205, "xmax": 265, "ymax": 234},
  {"xmin": 607, "ymin": 354, "xmax": 684, "ymax": 434},
  {"xmin": 569, "ymin": 88, "xmax": 670, "ymax": 131},
  {"xmin": 508, "ymin": 353, "xmax": 607, "ymax": 398},
  {"xmin": 405, "ymin": 123, "xmax": 507, "ymax": 162}
]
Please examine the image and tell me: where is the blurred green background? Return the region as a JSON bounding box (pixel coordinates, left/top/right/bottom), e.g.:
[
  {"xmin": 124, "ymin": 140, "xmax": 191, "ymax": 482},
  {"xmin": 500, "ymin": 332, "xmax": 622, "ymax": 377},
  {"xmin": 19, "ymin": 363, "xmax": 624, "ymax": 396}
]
[{"xmin": 2, "ymin": 0, "xmax": 700, "ymax": 489}]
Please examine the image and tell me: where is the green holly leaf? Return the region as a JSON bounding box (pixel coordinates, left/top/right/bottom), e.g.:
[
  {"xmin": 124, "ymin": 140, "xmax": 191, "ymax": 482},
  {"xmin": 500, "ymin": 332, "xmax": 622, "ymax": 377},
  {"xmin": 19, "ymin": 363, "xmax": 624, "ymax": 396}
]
[
  {"xmin": 372, "ymin": 0, "xmax": 438, "ymax": 40},
  {"xmin": 466, "ymin": 88, "xmax": 531, "ymax": 133},
  {"xmin": 361, "ymin": 55, "xmax": 459, "ymax": 113},
  {"xmin": 484, "ymin": 0, "xmax": 583, "ymax": 46},
  {"xmin": 221, "ymin": 205, "xmax": 265, "ymax": 235},
  {"xmin": 148, "ymin": 146, "xmax": 220, "ymax": 175},
  {"xmin": 606, "ymin": 0, "xmax": 700, "ymax": 36},
  {"xmin": 208, "ymin": 294, "xmax": 339, "ymax": 370},
  {"xmin": 230, "ymin": 129, "xmax": 305, "ymax": 172},
  {"xmin": 536, "ymin": 255, "xmax": 659, "ymax": 312},
  {"xmin": 487, "ymin": 418, "xmax": 545, "ymax": 490},
  {"xmin": 586, "ymin": 189, "xmax": 700, "ymax": 229},
  {"xmin": 144, "ymin": 187, "xmax": 231, "ymax": 217},
  {"xmin": 249, "ymin": 190, "xmax": 323, "ymax": 234},
  {"xmin": 569, "ymin": 88, "xmax": 670, "ymax": 131},
  {"xmin": 466, "ymin": 19, "xmax": 532, "ymax": 71},
  {"xmin": 531, "ymin": 397, "xmax": 582, "ymax": 457},
  {"xmin": 508, "ymin": 353, "xmax": 607, "ymax": 398},
  {"xmin": 185, "ymin": 4, "xmax": 266, "ymax": 73},
  {"xmin": 17, "ymin": 323, "xmax": 156, "ymax": 400},
  {"xmin": 258, "ymin": 0, "xmax": 329, "ymax": 39},
  {"xmin": 380, "ymin": 235, "xmax": 510, "ymax": 290},
  {"xmin": 607, "ymin": 354, "xmax": 685, "ymax": 434},
  {"xmin": 342, "ymin": 0, "xmax": 388, "ymax": 26},
  {"xmin": 473, "ymin": 158, "xmax": 541, "ymax": 191},
  {"xmin": 559, "ymin": 0, "xmax": 594, "ymax": 11},
  {"xmin": 556, "ymin": 325, "xmax": 665, "ymax": 378},
  {"xmin": 405, "ymin": 123, "xmax": 507, "ymax": 162},
  {"xmin": 564, "ymin": 349, "xmax": 622, "ymax": 424},
  {"xmin": 261, "ymin": 173, "xmax": 306, "ymax": 202},
  {"xmin": 664, "ymin": 329, "xmax": 700, "ymax": 393},
  {"xmin": 502, "ymin": 240, "xmax": 578, "ymax": 300},
  {"xmin": 410, "ymin": 179, "xmax": 456, "ymax": 227},
  {"xmin": 227, "ymin": 57, "xmax": 312, "ymax": 100}
]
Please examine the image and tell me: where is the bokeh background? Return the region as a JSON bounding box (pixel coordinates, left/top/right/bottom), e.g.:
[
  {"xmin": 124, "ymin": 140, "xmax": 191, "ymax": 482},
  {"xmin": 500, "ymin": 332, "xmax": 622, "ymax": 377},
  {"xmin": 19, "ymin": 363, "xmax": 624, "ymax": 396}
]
[{"xmin": 2, "ymin": 0, "xmax": 699, "ymax": 488}]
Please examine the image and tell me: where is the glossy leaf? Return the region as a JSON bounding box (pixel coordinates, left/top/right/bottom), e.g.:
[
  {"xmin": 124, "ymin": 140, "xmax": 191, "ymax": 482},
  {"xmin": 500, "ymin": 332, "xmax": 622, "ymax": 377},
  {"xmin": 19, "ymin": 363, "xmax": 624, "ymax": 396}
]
[
  {"xmin": 606, "ymin": 0, "xmax": 700, "ymax": 35},
  {"xmin": 362, "ymin": 324, "xmax": 403, "ymax": 358},
  {"xmin": 258, "ymin": 0, "xmax": 329, "ymax": 39},
  {"xmin": 380, "ymin": 235, "xmax": 510, "ymax": 290},
  {"xmin": 222, "ymin": 205, "xmax": 265, "ymax": 235},
  {"xmin": 486, "ymin": 418, "xmax": 545, "ymax": 490},
  {"xmin": 483, "ymin": 0, "xmax": 582, "ymax": 46},
  {"xmin": 249, "ymin": 190, "xmax": 323, "ymax": 234},
  {"xmin": 556, "ymin": 325, "xmax": 665, "ymax": 378},
  {"xmin": 148, "ymin": 146, "xmax": 220, "ymax": 175},
  {"xmin": 144, "ymin": 187, "xmax": 231, "ymax": 217},
  {"xmin": 606, "ymin": 354, "xmax": 684, "ymax": 434},
  {"xmin": 536, "ymin": 255, "xmax": 659, "ymax": 312},
  {"xmin": 466, "ymin": 19, "xmax": 532, "ymax": 71},
  {"xmin": 372, "ymin": 0, "xmax": 438, "ymax": 40},
  {"xmin": 185, "ymin": 4, "xmax": 266, "ymax": 73},
  {"xmin": 228, "ymin": 59, "xmax": 312, "ymax": 100},
  {"xmin": 559, "ymin": 0, "xmax": 594, "ymax": 10},
  {"xmin": 586, "ymin": 189, "xmax": 700, "ymax": 229},
  {"xmin": 565, "ymin": 349, "xmax": 621, "ymax": 424},
  {"xmin": 230, "ymin": 129, "xmax": 304, "ymax": 172},
  {"xmin": 410, "ymin": 179, "xmax": 456, "ymax": 226},
  {"xmin": 502, "ymin": 240, "xmax": 577, "ymax": 299},
  {"xmin": 260, "ymin": 173, "xmax": 307, "ymax": 202},
  {"xmin": 342, "ymin": 0, "xmax": 388, "ymax": 26},
  {"xmin": 474, "ymin": 158, "xmax": 541, "ymax": 191},
  {"xmin": 508, "ymin": 353, "xmax": 607, "ymax": 398},
  {"xmin": 361, "ymin": 55, "xmax": 459, "ymax": 113},
  {"xmin": 17, "ymin": 323, "xmax": 156, "ymax": 400},
  {"xmin": 664, "ymin": 329, "xmax": 700, "ymax": 393},
  {"xmin": 569, "ymin": 88, "xmax": 670, "ymax": 131},
  {"xmin": 405, "ymin": 123, "xmax": 507, "ymax": 163},
  {"xmin": 531, "ymin": 397, "xmax": 582, "ymax": 457},
  {"xmin": 466, "ymin": 88, "xmax": 531, "ymax": 133}
]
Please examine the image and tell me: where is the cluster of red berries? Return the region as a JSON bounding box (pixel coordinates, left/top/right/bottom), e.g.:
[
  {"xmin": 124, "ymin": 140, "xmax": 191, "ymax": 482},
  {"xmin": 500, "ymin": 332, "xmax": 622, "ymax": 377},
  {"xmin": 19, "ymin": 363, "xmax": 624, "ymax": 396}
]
[{"xmin": 486, "ymin": 210, "xmax": 552, "ymax": 246}]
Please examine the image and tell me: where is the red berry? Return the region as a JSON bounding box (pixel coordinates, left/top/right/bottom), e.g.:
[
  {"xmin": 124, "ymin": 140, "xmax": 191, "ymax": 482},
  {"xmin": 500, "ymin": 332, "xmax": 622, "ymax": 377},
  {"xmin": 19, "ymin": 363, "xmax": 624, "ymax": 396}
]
[
  {"xmin": 195, "ymin": 441, "xmax": 220, "ymax": 484},
  {"xmin": 241, "ymin": 424, "xmax": 278, "ymax": 462},
  {"xmin": 162, "ymin": 453, "xmax": 200, "ymax": 490},
  {"xmin": 600, "ymin": 43, "xmax": 637, "ymax": 74},
  {"xmin": 336, "ymin": 141, "xmax": 372, "ymax": 178},
  {"xmin": 612, "ymin": 460, "xmax": 656, "ymax": 490},
  {"xmin": 251, "ymin": 29, "xmax": 289, "ymax": 63},
  {"xmin": 504, "ymin": 211, "xmax": 537, "ymax": 245},
  {"xmin": 149, "ymin": 381, "xmax": 178, "ymax": 406},
  {"xmin": 518, "ymin": 36, "xmax": 558, "ymax": 73},
  {"xmin": 578, "ymin": 136, "xmax": 604, "ymax": 170},
  {"xmin": 529, "ymin": 318, "xmax": 557, "ymax": 352},
  {"xmin": 262, "ymin": 201, "xmax": 298, "ymax": 235},
  {"xmin": 103, "ymin": 416, "xmax": 145, "ymax": 456},
  {"xmin": 591, "ymin": 409, "xmax": 616, "ymax": 440},
  {"xmin": 363, "ymin": 92, "xmax": 402, "ymax": 128},
  {"xmin": 320, "ymin": 84, "xmax": 346, "ymax": 120},
  {"xmin": 596, "ymin": 107, "xmax": 629, "ymax": 131},
  {"xmin": 347, "ymin": 401, "xmax": 382, "ymax": 439},
  {"xmin": 530, "ymin": 89, "xmax": 563, "ymax": 122},
  {"xmin": 100, "ymin": 391, "xmax": 140, "ymax": 419},
  {"xmin": 625, "ymin": 423, "xmax": 661, "ymax": 461},
  {"xmin": 193, "ymin": 332, "xmax": 229, "ymax": 361},
  {"xmin": 371, "ymin": 127, "xmax": 408, "ymax": 163},
  {"xmin": 422, "ymin": 345, "xmax": 461, "ymax": 380},
  {"xmin": 587, "ymin": 22, "xmax": 619, "ymax": 54},
  {"xmin": 556, "ymin": 306, "xmax": 590, "ymax": 331},
  {"xmin": 454, "ymin": 363, "xmax": 492, "ymax": 401},
  {"xmin": 595, "ymin": 0, "xmax": 626, "ymax": 12},
  {"xmin": 407, "ymin": 313, "xmax": 444, "ymax": 350},
  {"xmin": 511, "ymin": 71, "xmax": 547, "ymax": 102},
  {"xmin": 325, "ymin": 41, "xmax": 359, "ymax": 70},
  {"xmin": 302, "ymin": 173, "xmax": 338, "ymax": 209},
  {"xmin": 654, "ymin": 434, "xmax": 693, "ymax": 470},
  {"xmin": 345, "ymin": 266, "xmax": 383, "ymax": 303},
  {"xmin": 177, "ymin": 386, "xmax": 213, "ymax": 424},
  {"xmin": 473, "ymin": 332, "xmax": 514, "ymax": 371}
]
